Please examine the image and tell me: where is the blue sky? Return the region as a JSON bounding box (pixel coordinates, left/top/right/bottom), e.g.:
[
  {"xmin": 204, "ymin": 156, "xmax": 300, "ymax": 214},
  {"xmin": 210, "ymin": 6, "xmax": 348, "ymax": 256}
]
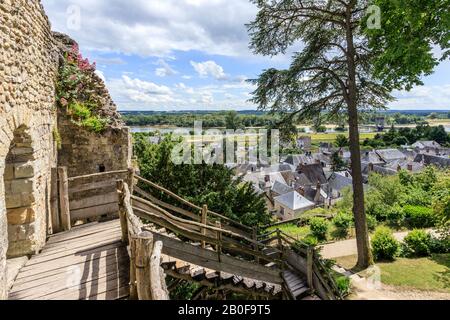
[{"xmin": 42, "ymin": 0, "xmax": 450, "ymax": 111}]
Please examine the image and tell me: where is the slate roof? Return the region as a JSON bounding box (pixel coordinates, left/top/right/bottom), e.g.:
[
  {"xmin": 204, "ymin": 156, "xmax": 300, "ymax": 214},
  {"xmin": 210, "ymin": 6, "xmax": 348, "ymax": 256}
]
[
  {"xmin": 274, "ymin": 191, "xmax": 316, "ymax": 211},
  {"xmin": 385, "ymin": 160, "xmax": 425, "ymax": 173},
  {"xmin": 414, "ymin": 154, "xmax": 450, "ymax": 168},
  {"xmin": 271, "ymin": 180, "xmax": 294, "ymax": 196},
  {"xmin": 412, "ymin": 141, "xmax": 441, "ymax": 149},
  {"xmin": 361, "ymin": 151, "xmax": 384, "ymax": 165},
  {"xmin": 297, "ymin": 164, "xmax": 328, "ymax": 185},
  {"xmin": 375, "ymin": 149, "xmax": 407, "ymax": 162},
  {"xmin": 328, "ymin": 173, "xmax": 353, "ymax": 192}
]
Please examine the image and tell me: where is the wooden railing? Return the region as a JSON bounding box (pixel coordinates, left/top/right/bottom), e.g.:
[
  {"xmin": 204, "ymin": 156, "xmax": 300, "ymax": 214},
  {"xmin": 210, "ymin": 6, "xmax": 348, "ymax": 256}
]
[
  {"xmin": 50, "ymin": 167, "xmax": 131, "ymax": 232},
  {"xmin": 259, "ymin": 229, "xmax": 342, "ymax": 300},
  {"xmin": 117, "ymin": 180, "xmax": 169, "ymax": 300},
  {"xmin": 133, "ymin": 175, "xmax": 254, "ymax": 237}
]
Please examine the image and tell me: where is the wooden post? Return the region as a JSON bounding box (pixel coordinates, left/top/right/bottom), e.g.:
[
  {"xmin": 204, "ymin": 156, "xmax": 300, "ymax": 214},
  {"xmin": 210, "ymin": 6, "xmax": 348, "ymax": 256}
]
[
  {"xmin": 128, "ymin": 167, "xmax": 135, "ymax": 195},
  {"xmin": 215, "ymin": 221, "xmax": 222, "ymax": 263},
  {"xmin": 307, "ymin": 246, "xmax": 314, "ymax": 292},
  {"xmin": 201, "ymin": 205, "xmax": 208, "ymax": 249},
  {"xmin": 129, "ymin": 237, "xmax": 138, "ymax": 300},
  {"xmin": 149, "ymin": 241, "xmax": 169, "ymax": 300},
  {"xmin": 134, "ymin": 232, "xmax": 154, "ymax": 300},
  {"xmin": 57, "ymin": 167, "xmax": 71, "ymax": 231},
  {"xmin": 50, "ymin": 168, "xmax": 60, "ymax": 234},
  {"xmin": 116, "ymin": 180, "xmax": 129, "ymax": 245}
]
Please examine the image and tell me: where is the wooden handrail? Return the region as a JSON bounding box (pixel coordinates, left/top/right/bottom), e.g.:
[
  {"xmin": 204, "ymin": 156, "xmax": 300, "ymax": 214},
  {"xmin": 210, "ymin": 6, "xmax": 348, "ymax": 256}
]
[
  {"xmin": 134, "ymin": 175, "xmax": 253, "ymax": 232},
  {"xmin": 133, "ymin": 207, "xmax": 282, "ymax": 265},
  {"xmin": 68, "ymin": 170, "xmax": 128, "ymax": 182},
  {"xmin": 131, "ymin": 195, "xmax": 278, "ymax": 253}
]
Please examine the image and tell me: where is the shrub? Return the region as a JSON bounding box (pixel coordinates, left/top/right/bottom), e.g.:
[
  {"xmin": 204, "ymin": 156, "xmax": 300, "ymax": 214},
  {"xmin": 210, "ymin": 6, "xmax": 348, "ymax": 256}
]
[
  {"xmin": 302, "ymin": 235, "xmax": 319, "ymax": 247},
  {"xmin": 335, "ymin": 276, "xmax": 351, "ymax": 296},
  {"xmin": 386, "ymin": 205, "xmax": 405, "ymax": 227},
  {"xmin": 366, "ymin": 214, "xmax": 378, "ymax": 232},
  {"xmin": 403, "ymin": 230, "xmax": 432, "ymax": 257},
  {"xmin": 333, "ymin": 211, "xmax": 353, "ymax": 238},
  {"xmin": 309, "ymin": 217, "xmax": 329, "ymax": 241},
  {"xmin": 429, "ymin": 237, "xmax": 450, "ymax": 254},
  {"xmin": 403, "ymin": 205, "xmax": 436, "ymax": 228},
  {"xmin": 371, "ymin": 226, "xmax": 400, "ymax": 261}
]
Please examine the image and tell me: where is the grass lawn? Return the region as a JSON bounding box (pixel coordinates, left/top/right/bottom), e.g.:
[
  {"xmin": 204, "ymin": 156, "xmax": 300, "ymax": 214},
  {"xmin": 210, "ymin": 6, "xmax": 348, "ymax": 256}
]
[
  {"xmin": 308, "ymin": 132, "xmax": 377, "ymax": 144},
  {"xmin": 268, "ymin": 224, "xmax": 310, "ymax": 240},
  {"xmin": 334, "ymin": 254, "xmax": 450, "ymax": 293}
]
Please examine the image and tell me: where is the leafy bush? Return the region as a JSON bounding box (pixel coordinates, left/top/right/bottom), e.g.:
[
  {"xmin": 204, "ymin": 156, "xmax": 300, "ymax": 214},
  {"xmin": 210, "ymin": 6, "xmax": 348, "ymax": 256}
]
[
  {"xmin": 302, "ymin": 235, "xmax": 319, "ymax": 247},
  {"xmin": 332, "ymin": 211, "xmax": 354, "ymax": 238},
  {"xmin": 403, "ymin": 205, "xmax": 436, "ymax": 228},
  {"xmin": 366, "ymin": 214, "xmax": 378, "ymax": 232},
  {"xmin": 385, "ymin": 205, "xmax": 405, "ymax": 227},
  {"xmin": 309, "ymin": 217, "xmax": 329, "ymax": 241},
  {"xmin": 371, "ymin": 226, "xmax": 400, "ymax": 261},
  {"xmin": 403, "ymin": 230, "xmax": 432, "ymax": 257},
  {"xmin": 335, "ymin": 276, "xmax": 351, "ymax": 296},
  {"xmin": 429, "ymin": 237, "xmax": 450, "ymax": 254}
]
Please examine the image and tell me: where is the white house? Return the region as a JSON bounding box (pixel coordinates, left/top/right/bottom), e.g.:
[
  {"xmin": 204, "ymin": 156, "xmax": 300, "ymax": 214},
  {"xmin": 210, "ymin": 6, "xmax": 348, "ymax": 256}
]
[{"xmin": 273, "ymin": 191, "xmax": 316, "ymax": 221}]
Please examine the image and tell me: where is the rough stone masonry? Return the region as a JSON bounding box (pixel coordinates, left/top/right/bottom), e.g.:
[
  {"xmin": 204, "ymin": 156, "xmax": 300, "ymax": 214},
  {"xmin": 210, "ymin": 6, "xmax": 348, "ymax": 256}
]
[{"xmin": 0, "ymin": 0, "xmax": 131, "ymax": 299}]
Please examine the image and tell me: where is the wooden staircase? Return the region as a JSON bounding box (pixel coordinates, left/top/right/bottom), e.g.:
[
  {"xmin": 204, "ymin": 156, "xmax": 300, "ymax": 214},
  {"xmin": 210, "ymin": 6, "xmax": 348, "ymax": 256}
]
[{"xmin": 116, "ymin": 175, "xmax": 342, "ymax": 300}]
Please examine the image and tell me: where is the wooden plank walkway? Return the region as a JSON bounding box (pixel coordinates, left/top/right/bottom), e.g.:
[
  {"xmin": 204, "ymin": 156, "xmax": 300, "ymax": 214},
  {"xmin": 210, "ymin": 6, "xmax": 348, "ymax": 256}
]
[{"xmin": 8, "ymin": 220, "xmax": 129, "ymax": 300}]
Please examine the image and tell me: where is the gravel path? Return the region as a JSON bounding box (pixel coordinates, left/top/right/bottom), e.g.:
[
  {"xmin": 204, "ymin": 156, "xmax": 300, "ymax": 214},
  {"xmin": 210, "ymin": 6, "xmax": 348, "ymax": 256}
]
[{"xmin": 320, "ymin": 230, "xmax": 433, "ymax": 259}]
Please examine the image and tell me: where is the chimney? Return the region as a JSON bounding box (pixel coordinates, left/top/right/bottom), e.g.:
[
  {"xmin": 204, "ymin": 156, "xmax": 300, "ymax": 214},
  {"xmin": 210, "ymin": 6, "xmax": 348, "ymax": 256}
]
[
  {"xmin": 407, "ymin": 164, "xmax": 413, "ymax": 172},
  {"xmin": 314, "ymin": 181, "xmax": 322, "ymax": 203},
  {"xmin": 368, "ymin": 163, "xmax": 374, "ymax": 172},
  {"xmin": 397, "ymin": 164, "xmax": 402, "ymax": 172},
  {"xmin": 315, "ymin": 159, "xmax": 321, "ymax": 165},
  {"xmin": 297, "ymin": 187, "xmax": 305, "ymax": 196}
]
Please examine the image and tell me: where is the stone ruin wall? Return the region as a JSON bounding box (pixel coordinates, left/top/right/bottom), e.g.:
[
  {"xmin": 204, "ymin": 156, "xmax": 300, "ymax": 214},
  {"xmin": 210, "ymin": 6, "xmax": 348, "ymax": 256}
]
[
  {"xmin": 0, "ymin": 1, "xmax": 132, "ymax": 299},
  {"xmin": 0, "ymin": 0, "xmax": 59, "ymax": 299},
  {"xmin": 53, "ymin": 34, "xmax": 132, "ymax": 178}
]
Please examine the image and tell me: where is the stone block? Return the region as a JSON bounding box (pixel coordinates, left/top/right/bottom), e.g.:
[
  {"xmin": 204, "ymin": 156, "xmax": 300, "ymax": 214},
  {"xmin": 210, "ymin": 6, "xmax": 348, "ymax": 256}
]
[
  {"xmin": 7, "ymin": 239, "xmax": 38, "ymax": 258},
  {"xmin": 3, "ymin": 164, "xmax": 14, "ymax": 180},
  {"xmin": 7, "ymin": 222, "xmax": 36, "ymax": 242},
  {"xmin": 7, "ymin": 207, "xmax": 36, "ymax": 225},
  {"xmin": 11, "ymin": 178, "xmax": 33, "ymax": 194},
  {"xmin": 14, "ymin": 162, "xmax": 34, "ymax": 178}
]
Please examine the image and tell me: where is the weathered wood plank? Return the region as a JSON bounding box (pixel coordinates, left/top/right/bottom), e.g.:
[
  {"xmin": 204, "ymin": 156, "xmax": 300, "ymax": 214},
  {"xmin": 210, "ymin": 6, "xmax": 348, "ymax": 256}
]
[
  {"xmin": 50, "ymin": 168, "xmax": 60, "ymax": 234},
  {"xmin": 69, "ymin": 192, "xmax": 118, "ymax": 210},
  {"xmin": 69, "ymin": 179, "xmax": 118, "ymax": 195},
  {"xmin": 58, "ymin": 167, "xmax": 71, "ymax": 231},
  {"xmin": 70, "ymin": 203, "xmax": 119, "ymax": 221}
]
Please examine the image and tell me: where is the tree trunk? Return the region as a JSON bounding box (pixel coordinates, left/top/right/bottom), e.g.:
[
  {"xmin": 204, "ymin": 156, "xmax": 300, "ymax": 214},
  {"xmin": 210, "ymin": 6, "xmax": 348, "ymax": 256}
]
[
  {"xmin": 348, "ymin": 103, "xmax": 373, "ymax": 269},
  {"xmin": 345, "ymin": 2, "xmax": 374, "ymax": 269}
]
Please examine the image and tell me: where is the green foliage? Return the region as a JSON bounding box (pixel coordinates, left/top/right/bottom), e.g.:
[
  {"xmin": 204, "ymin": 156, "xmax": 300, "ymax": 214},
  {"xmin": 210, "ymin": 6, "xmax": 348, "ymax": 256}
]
[
  {"xmin": 330, "ymin": 152, "xmax": 347, "ymax": 172},
  {"xmin": 56, "ymin": 44, "xmax": 108, "ymax": 133},
  {"xmin": 403, "ymin": 230, "xmax": 432, "ymax": 257},
  {"xmin": 403, "ymin": 205, "xmax": 436, "ymax": 229},
  {"xmin": 366, "ymin": 214, "xmax": 378, "ymax": 232},
  {"xmin": 371, "ymin": 226, "xmax": 400, "ymax": 261},
  {"xmin": 364, "ymin": 0, "xmax": 449, "ymax": 91},
  {"xmin": 302, "ymin": 235, "xmax": 319, "ymax": 247},
  {"xmin": 332, "ymin": 212, "xmax": 354, "ymax": 238},
  {"xmin": 363, "ymin": 124, "xmax": 450, "ymax": 147},
  {"xmin": 168, "ymin": 280, "xmax": 201, "ymax": 300},
  {"xmin": 133, "ymin": 133, "xmax": 271, "ymax": 228},
  {"xmin": 335, "ymin": 135, "xmax": 349, "ymax": 148},
  {"xmin": 309, "ymin": 217, "xmax": 329, "ymax": 241},
  {"xmin": 52, "ymin": 128, "xmax": 62, "ymax": 150},
  {"xmin": 335, "ymin": 276, "xmax": 351, "ymax": 296}
]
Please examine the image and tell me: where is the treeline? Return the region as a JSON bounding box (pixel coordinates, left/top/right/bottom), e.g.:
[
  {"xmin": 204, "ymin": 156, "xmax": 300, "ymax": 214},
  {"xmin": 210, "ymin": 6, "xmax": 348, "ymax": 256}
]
[
  {"xmin": 363, "ymin": 124, "xmax": 450, "ymax": 148},
  {"xmin": 122, "ymin": 111, "xmax": 279, "ymax": 128},
  {"xmin": 364, "ymin": 111, "xmax": 450, "ymax": 125}
]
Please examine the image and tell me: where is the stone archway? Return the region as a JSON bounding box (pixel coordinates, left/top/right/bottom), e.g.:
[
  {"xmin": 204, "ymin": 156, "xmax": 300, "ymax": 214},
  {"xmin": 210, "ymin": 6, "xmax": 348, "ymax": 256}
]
[{"xmin": 2, "ymin": 125, "xmax": 36, "ymax": 258}]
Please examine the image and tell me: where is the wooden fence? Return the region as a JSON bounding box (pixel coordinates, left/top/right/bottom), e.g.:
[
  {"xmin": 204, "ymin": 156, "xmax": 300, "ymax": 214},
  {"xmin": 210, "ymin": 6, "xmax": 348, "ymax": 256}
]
[
  {"xmin": 117, "ymin": 180, "xmax": 169, "ymax": 300},
  {"xmin": 50, "ymin": 167, "xmax": 132, "ymax": 232}
]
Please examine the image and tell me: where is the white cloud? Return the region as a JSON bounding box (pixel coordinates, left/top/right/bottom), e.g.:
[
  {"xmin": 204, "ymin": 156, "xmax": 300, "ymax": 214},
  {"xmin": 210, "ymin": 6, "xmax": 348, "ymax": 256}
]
[
  {"xmin": 390, "ymin": 85, "xmax": 450, "ymax": 110},
  {"xmin": 41, "ymin": 0, "xmax": 258, "ymax": 58},
  {"xmin": 190, "ymin": 60, "xmax": 228, "ymax": 80},
  {"xmin": 155, "ymin": 59, "xmax": 177, "ymax": 77}
]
